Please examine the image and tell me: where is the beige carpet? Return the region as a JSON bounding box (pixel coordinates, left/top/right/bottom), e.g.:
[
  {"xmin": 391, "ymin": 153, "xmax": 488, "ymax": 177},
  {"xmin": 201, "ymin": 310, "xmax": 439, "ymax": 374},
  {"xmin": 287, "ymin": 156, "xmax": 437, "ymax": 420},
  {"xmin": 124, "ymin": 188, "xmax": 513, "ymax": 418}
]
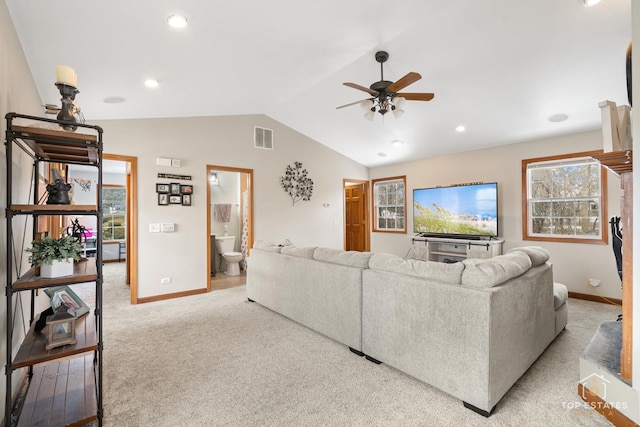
[{"xmin": 82, "ymin": 263, "xmax": 619, "ymax": 426}]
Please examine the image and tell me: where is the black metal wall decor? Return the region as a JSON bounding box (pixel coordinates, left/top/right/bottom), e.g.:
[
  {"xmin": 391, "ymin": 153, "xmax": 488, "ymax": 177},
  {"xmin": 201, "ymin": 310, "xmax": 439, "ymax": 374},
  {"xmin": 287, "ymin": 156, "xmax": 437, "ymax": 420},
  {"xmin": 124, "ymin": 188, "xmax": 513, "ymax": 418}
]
[{"xmin": 280, "ymin": 161, "xmax": 314, "ymax": 206}]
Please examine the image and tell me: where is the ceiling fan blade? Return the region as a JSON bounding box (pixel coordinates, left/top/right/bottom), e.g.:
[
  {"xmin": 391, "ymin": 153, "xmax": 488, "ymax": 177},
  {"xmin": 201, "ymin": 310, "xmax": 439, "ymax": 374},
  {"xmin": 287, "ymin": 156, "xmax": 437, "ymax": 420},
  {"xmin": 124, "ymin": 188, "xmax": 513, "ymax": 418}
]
[
  {"xmin": 343, "ymin": 82, "xmax": 378, "ymax": 96},
  {"xmin": 336, "ymin": 98, "xmax": 372, "ymax": 109},
  {"xmin": 387, "ymin": 72, "xmax": 422, "ymax": 93},
  {"xmin": 396, "ymin": 92, "xmax": 435, "ymax": 101}
]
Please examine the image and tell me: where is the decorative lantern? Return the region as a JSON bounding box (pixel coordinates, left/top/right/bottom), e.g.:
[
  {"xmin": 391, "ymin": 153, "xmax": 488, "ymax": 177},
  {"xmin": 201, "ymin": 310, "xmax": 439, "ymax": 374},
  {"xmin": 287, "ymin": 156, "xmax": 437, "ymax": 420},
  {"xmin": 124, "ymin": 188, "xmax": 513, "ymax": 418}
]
[{"xmin": 45, "ymin": 308, "xmax": 77, "ymax": 350}]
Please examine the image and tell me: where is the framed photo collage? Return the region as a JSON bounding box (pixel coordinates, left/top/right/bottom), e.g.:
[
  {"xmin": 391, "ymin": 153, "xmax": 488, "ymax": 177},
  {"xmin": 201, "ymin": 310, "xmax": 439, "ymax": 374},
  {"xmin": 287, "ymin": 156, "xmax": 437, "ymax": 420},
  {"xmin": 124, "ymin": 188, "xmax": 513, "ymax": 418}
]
[{"xmin": 156, "ymin": 183, "xmax": 192, "ymax": 206}]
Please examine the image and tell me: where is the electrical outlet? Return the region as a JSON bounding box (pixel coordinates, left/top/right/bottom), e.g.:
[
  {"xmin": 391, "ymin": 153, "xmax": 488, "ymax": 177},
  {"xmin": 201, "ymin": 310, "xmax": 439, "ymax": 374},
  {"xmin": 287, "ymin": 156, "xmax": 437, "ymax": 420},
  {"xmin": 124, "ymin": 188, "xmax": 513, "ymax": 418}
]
[
  {"xmin": 588, "ymin": 278, "xmax": 601, "ymax": 287},
  {"xmin": 161, "ymin": 277, "xmax": 171, "ymax": 285}
]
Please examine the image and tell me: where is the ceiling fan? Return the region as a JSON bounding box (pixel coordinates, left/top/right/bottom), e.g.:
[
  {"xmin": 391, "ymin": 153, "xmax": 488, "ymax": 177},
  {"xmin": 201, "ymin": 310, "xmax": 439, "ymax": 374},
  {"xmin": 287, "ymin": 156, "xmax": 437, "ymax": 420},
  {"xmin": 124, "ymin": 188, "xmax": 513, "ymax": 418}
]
[{"xmin": 337, "ymin": 51, "xmax": 434, "ymax": 120}]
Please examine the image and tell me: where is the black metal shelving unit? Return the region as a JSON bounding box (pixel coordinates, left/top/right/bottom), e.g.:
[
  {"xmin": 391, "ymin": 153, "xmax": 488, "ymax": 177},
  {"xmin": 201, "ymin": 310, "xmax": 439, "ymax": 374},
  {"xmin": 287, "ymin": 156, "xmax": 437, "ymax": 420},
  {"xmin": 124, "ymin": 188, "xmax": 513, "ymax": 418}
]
[{"xmin": 4, "ymin": 113, "xmax": 103, "ymax": 427}]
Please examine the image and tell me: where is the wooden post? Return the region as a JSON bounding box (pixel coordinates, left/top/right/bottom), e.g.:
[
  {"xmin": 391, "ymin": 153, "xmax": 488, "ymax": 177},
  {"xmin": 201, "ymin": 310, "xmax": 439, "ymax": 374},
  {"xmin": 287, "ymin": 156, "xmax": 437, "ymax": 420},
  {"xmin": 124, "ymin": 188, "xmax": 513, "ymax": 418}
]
[
  {"xmin": 590, "ymin": 150, "xmax": 633, "ymax": 381},
  {"xmin": 620, "ymin": 171, "xmax": 633, "ymax": 381},
  {"xmin": 597, "ymin": 100, "xmax": 633, "ymax": 381}
]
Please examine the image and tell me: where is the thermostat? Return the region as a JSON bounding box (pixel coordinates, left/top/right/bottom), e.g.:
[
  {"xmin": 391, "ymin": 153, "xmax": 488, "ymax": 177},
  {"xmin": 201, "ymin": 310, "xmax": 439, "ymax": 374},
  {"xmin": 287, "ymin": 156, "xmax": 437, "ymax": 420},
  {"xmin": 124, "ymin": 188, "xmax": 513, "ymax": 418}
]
[{"xmin": 161, "ymin": 223, "xmax": 175, "ymax": 232}]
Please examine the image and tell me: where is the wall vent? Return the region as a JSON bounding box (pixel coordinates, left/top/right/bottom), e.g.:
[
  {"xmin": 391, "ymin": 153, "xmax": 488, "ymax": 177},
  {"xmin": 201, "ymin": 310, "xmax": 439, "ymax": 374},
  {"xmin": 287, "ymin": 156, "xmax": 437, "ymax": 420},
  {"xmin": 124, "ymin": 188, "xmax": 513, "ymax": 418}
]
[{"xmin": 254, "ymin": 126, "xmax": 274, "ymax": 150}]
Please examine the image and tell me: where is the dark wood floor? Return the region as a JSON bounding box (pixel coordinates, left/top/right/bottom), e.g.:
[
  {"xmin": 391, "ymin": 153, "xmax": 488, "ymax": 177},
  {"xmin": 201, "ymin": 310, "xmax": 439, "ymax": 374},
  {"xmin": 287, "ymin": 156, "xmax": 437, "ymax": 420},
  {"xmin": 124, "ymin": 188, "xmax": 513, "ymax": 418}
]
[{"xmin": 210, "ymin": 270, "xmax": 246, "ymax": 291}]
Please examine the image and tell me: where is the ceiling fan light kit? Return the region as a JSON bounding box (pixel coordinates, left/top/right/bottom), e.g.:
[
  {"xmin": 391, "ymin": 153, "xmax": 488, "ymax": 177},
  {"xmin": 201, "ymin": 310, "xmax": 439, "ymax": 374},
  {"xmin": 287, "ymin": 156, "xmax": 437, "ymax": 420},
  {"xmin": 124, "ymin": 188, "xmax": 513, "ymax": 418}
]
[{"xmin": 338, "ymin": 51, "xmax": 434, "ymax": 120}]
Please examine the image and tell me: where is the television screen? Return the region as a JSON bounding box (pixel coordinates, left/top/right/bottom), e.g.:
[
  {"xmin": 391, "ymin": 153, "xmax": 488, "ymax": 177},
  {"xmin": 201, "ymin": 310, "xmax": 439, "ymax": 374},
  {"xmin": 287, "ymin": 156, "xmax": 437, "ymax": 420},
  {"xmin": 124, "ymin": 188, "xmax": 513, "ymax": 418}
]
[{"xmin": 413, "ymin": 183, "xmax": 498, "ymax": 238}]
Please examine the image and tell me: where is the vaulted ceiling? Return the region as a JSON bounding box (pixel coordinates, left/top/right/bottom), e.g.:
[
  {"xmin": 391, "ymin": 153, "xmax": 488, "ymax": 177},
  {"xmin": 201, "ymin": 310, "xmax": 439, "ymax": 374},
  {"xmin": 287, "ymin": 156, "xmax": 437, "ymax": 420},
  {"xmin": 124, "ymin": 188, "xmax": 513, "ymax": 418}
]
[{"xmin": 6, "ymin": 0, "xmax": 631, "ymax": 167}]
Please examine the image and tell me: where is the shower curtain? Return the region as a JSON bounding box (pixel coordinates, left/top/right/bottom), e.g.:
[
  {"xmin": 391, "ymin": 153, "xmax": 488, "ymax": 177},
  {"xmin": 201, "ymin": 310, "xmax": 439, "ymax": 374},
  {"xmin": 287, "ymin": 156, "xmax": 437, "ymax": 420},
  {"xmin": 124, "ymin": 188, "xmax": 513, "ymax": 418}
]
[{"xmin": 240, "ymin": 190, "xmax": 249, "ymax": 270}]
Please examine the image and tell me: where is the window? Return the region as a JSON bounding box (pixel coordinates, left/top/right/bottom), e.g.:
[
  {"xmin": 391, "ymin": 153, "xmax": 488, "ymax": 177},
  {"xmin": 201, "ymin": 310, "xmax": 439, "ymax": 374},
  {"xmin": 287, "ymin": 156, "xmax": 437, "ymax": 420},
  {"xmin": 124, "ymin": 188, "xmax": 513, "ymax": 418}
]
[
  {"xmin": 102, "ymin": 186, "xmax": 126, "ymax": 241},
  {"xmin": 372, "ymin": 176, "xmax": 406, "ymax": 233},
  {"xmin": 522, "ymin": 151, "xmax": 608, "ymax": 244}
]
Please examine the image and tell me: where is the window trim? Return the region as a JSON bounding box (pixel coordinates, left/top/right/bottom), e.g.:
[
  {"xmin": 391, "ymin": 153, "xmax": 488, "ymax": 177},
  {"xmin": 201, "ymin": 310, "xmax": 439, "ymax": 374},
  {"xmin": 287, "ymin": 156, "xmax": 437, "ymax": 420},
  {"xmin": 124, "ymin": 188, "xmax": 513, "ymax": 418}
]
[
  {"xmin": 521, "ymin": 150, "xmax": 608, "ymax": 244},
  {"xmin": 372, "ymin": 175, "xmax": 407, "ymax": 234}
]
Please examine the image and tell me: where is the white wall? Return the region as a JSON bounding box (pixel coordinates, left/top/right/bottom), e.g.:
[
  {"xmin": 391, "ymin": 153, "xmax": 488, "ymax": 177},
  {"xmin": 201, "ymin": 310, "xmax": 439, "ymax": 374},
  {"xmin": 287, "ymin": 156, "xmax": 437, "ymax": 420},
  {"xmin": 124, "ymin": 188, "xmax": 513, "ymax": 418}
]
[
  {"xmin": 0, "ymin": 0, "xmax": 51, "ymax": 421},
  {"xmin": 93, "ymin": 115, "xmax": 369, "ymax": 298},
  {"xmin": 369, "ymin": 129, "xmax": 623, "ymax": 300}
]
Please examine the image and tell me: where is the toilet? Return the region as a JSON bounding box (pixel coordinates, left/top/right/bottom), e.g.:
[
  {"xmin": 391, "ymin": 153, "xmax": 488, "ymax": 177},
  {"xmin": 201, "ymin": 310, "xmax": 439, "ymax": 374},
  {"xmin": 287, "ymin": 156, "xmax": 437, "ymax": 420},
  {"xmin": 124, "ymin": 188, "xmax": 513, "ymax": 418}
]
[{"xmin": 215, "ymin": 236, "xmax": 243, "ymax": 276}]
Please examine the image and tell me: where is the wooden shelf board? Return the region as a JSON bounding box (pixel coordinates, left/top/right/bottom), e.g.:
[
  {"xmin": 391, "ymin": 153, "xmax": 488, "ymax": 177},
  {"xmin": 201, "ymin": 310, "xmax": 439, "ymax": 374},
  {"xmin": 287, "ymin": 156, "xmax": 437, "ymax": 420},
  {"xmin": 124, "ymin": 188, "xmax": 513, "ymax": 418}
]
[
  {"xmin": 11, "ymin": 125, "xmax": 98, "ymax": 143},
  {"xmin": 11, "ymin": 125, "xmax": 99, "ymax": 165},
  {"xmin": 10, "ymin": 205, "xmax": 97, "ymax": 214},
  {"xmin": 13, "ymin": 311, "xmax": 97, "ymax": 369},
  {"xmin": 13, "ymin": 260, "xmax": 97, "ymax": 292},
  {"xmin": 591, "ymin": 150, "xmax": 633, "ymax": 174},
  {"xmin": 16, "ymin": 355, "xmax": 97, "ymax": 427}
]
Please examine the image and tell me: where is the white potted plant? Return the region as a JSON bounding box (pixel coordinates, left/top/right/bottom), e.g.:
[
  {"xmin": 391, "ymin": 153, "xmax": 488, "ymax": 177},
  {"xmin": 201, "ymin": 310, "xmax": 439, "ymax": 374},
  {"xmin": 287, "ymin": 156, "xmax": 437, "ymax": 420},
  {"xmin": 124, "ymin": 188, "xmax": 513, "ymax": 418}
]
[{"xmin": 26, "ymin": 236, "xmax": 82, "ymax": 278}]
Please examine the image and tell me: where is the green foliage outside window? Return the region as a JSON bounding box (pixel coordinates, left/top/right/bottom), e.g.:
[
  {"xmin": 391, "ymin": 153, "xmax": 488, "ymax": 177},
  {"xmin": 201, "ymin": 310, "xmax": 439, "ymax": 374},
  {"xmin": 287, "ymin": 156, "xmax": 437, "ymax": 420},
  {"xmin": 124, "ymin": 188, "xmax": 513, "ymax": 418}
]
[{"xmin": 103, "ymin": 187, "xmax": 126, "ymax": 241}]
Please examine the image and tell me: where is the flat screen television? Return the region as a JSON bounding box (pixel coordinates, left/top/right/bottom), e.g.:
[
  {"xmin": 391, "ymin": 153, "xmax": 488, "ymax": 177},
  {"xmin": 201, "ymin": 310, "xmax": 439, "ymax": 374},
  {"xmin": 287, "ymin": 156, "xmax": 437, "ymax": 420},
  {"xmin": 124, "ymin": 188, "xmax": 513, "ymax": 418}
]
[{"xmin": 413, "ymin": 182, "xmax": 498, "ymax": 239}]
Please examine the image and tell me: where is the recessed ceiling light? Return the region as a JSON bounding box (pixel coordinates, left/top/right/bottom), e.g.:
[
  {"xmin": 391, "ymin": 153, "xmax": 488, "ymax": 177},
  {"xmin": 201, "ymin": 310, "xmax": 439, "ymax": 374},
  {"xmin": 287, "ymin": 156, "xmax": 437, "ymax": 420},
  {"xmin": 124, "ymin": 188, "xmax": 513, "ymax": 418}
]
[
  {"xmin": 144, "ymin": 79, "xmax": 159, "ymax": 88},
  {"xmin": 377, "ymin": 152, "xmax": 387, "ymax": 157},
  {"xmin": 455, "ymin": 125, "xmax": 467, "ymax": 133},
  {"xmin": 391, "ymin": 139, "xmax": 403, "ymax": 147},
  {"xmin": 548, "ymin": 113, "xmax": 569, "ymax": 123},
  {"xmin": 103, "ymin": 96, "xmax": 125, "ymax": 104},
  {"xmin": 167, "ymin": 14, "xmax": 188, "ymax": 28},
  {"xmin": 583, "ymin": 0, "xmax": 601, "ymax": 7}
]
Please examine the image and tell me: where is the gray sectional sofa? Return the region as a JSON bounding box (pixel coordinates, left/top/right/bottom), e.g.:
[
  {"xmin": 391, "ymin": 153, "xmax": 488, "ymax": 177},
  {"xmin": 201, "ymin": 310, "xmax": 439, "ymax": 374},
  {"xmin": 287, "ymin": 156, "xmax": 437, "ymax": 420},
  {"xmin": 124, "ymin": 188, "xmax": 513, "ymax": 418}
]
[
  {"xmin": 246, "ymin": 244, "xmax": 373, "ymax": 352},
  {"xmin": 246, "ymin": 243, "xmax": 567, "ymax": 416}
]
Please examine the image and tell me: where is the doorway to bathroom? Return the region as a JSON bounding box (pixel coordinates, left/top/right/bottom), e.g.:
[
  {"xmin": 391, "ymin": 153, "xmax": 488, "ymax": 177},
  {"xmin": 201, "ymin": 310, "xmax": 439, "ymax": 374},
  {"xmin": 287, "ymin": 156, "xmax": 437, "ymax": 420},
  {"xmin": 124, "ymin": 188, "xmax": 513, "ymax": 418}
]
[{"xmin": 206, "ymin": 165, "xmax": 253, "ymax": 291}]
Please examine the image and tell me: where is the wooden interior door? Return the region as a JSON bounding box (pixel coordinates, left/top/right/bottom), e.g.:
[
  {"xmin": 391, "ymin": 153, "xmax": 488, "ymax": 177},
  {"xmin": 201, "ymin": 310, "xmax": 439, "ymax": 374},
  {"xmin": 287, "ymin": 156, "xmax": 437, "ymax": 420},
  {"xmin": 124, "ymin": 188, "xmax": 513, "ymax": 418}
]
[{"xmin": 345, "ymin": 184, "xmax": 366, "ymax": 252}]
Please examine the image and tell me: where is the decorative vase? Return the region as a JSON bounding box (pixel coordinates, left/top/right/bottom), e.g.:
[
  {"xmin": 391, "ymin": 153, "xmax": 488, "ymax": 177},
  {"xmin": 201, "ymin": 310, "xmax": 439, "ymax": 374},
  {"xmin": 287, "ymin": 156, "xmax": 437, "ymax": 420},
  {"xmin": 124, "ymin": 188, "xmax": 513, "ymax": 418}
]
[
  {"xmin": 45, "ymin": 179, "xmax": 72, "ymax": 205},
  {"xmin": 40, "ymin": 258, "xmax": 74, "ymax": 278}
]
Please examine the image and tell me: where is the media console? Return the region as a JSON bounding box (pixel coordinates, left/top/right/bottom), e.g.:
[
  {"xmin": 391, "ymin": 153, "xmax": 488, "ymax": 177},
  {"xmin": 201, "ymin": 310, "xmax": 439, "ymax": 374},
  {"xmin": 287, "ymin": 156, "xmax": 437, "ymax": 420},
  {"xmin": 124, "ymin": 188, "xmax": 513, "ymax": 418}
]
[{"xmin": 409, "ymin": 235, "xmax": 504, "ymax": 262}]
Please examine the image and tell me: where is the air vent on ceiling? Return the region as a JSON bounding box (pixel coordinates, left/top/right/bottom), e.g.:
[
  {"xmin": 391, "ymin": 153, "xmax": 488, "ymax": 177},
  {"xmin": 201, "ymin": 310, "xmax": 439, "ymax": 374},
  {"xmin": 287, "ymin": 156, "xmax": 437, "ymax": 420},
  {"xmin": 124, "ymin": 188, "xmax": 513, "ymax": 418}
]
[{"xmin": 254, "ymin": 126, "xmax": 273, "ymax": 150}]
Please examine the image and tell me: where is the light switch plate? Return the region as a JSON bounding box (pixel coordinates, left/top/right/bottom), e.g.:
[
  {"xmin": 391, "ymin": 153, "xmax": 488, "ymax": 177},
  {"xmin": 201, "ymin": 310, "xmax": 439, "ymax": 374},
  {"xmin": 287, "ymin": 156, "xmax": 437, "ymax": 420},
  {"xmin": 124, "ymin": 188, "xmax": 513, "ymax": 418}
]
[
  {"xmin": 149, "ymin": 223, "xmax": 161, "ymax": 233},
  {"xmin": 161, "ymin": 223, "xmax": 175, "ymax": 232}
]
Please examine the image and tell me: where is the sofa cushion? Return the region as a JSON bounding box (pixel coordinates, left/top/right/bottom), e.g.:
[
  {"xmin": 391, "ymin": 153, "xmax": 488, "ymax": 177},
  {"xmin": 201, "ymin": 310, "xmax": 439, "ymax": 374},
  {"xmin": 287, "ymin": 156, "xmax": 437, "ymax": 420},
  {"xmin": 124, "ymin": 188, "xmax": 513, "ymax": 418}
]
[
  {"xmin": 368, "ymin": 253, "xmax": 465, "ymax": 285},
  {"xmin": 461, "ymin": 252, "xmax": 532, "ymax": 288},
  {"xmin": 253, "ymin": 241, "xmax": 282, "ymax": 253},
  {"xmin": 553, "ymin": 282, "xmax": 569, "ymax": 310},
  {"xmin": 281, "ymin": 246, "xmax": 317, "ymax": 259},
  {"xmin": 313, "ymin": 247, "xmax": 373, "ymax": 268},
  {"xmin": 507, "ymin": 246, "xmax": 550, "ymax": 267}
]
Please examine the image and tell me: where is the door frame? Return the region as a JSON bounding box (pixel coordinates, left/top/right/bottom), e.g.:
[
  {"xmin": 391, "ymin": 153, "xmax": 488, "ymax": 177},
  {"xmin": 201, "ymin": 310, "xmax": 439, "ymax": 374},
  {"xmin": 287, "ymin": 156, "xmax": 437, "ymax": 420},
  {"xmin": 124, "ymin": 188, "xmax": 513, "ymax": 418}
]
[
  {"xmin": 104, "ymin": 153, "xmax": 138, "ymax": 304},
  {"xmin": 206, "ymin": 165, "xmax": 254, "ymax": 290},
  {"xmin": 343, "ymin": 179, "xmax": 370, "ymax": 252}
]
